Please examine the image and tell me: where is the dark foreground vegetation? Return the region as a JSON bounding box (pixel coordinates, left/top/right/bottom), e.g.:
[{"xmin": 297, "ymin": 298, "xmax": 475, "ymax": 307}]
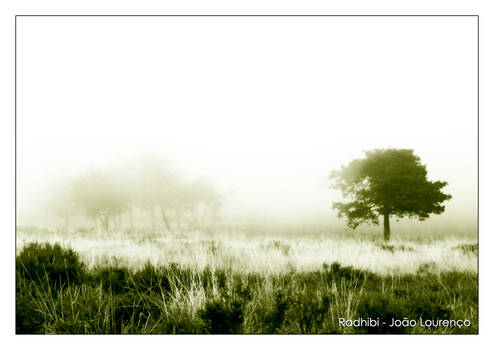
[{"xmin": 16, "ymin": 242, "xmax": 478, "ymax": 334}]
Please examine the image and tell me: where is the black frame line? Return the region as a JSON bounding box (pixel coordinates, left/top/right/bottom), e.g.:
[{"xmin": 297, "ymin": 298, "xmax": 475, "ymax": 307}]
[
  {"xmin": 16, "ymin": 14, "xmax": 477, "ymax": 17},
  {"xmin": 14, "ymin": 14, "xmax": 480, "ymax": 335}
]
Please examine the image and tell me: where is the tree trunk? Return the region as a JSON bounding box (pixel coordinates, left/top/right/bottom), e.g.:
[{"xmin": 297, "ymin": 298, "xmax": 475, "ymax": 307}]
[
  {"xmin": 100, "ymin": 214, "xmax": 109, "ymax": 232},
  {"xmin": 383, "ymin": 211, "xmax": 390, "ymax": 241},
  {"xmin": 160, "ymin": 206, "xmax": 172, "ymax": 232},
  {"xmin": 150, "ymin": 208, "xmax": 156, "ymax": 232}
]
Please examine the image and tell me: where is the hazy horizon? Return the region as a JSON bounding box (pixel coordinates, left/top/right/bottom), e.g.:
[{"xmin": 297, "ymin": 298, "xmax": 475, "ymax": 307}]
[{"xmin": 16, "ymin": 17, "xmax": 477, "ymax": 229}]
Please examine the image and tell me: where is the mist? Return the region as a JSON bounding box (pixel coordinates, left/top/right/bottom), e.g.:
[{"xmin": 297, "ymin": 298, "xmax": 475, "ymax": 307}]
[{"xmin": 16, "ymin": 17, "xmax": 477, "ymax": 233}]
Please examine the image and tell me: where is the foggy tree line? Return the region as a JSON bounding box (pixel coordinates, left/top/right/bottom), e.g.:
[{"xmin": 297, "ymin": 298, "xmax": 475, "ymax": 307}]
[{"xmin": 47, "ymin": 156, "xmax": 222, "ymax": 232}]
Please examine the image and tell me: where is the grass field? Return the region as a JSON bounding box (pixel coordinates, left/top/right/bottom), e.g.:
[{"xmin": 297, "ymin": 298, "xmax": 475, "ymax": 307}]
[{"xmin": 16, "ymin": 226, "xmax": 478, "ymax": 334}]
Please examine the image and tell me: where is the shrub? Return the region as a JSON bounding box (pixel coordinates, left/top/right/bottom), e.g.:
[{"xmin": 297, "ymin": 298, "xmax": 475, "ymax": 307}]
[
  {"xmin": 231, "ymin": 274, "xmax": 253, "ymax": 302},
  {"xmin": 113, "ymin": 293, "xmax": 137, "ymax": 330},
  {"xmin": 319, "ymin": 262, "xmax": 368, "ymax": 285},
  {"xmin": 282, "ymin": 290, "xmax": 336, "ymax": 334},
  {"xmin": 113, "ymin": 292, "xmax": 164, "ymax": 330},
  {"xmin": 356, "ymin": 293, "xmax": 409, "ymax": 334},
  {"xmin": 200, "ymin": 298, "xmax": 243, "ymax": 334},
  {"xmin": 265, "ymin": 290, "xmax": 290, "ymax": 333},
  {"xmin": 93, "ymin": 266, "xmax": 131, "ymax": 294},
  {"xmin": 454, "ymin": 243, "xmax": 478, "ymax": 255},
  {"xmin": 403, "ymin": 274, "xmax": 452, "ymax": 321},
  {"xmin": 417, "ymin": 262, "xmax": 438, "ymax": 275},
  {"xmin": 164, "ymin": 263, "xmax": 195, "ymax": 291},
  {"xmin": 407, "ymin": 295, "xmax": 451, "ymax": 321},
  {"xmin": 16, "ymin": 292, "xmax": 44, "ymax": 334},
  {"xmin": 380, "ymin": 244, "xmax": 396, "ymax": 253},
  {"xmin": 154, "ymin": 307, "xmax": 206, "ymax": 334},
  {"xmin": 215, "ymin": 269, "xmax": 228, "ymax": 296},
  {"xmin": 16, "ymin": 242, "xmax": 85, "ymax": 287},
  {"xmin": 133, "ymin": 263, "xmax": 171, "ymax": 294},
  {"xmin": 378, "ymin": 244, "xmax": 414, "ymax": 253}
]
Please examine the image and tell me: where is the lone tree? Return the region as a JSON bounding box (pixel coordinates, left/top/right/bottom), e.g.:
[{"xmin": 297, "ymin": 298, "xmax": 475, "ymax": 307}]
[{"xmin": 330, "ymin": 149, "xmax": 452, "ymax": 241}]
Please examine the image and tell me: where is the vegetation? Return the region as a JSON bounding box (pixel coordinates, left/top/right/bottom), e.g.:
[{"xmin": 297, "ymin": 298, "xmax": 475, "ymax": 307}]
[
  {"xmin": 16, "ymin": 237, "xmax": 477, "ymax": 334},
  {"xmin": 46, "ymin": 156, "xmax": 222, "ymax": 233},
  {"xmin": 16, "ymin": 242, "xmax": 85, "ymax": 287},
  {"xmin": 330, "ymin": 149, "xmax": 452, "ymax": 241},
  {"xmin": 17, "ymin": 152, "xmax": 475, "ymax": 334}
]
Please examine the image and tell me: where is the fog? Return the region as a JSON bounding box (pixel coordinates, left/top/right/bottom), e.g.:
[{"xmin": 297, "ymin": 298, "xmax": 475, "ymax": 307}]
[{"xmin": 16, "ymin": 17, "xmax": 477, "ymax": 230}]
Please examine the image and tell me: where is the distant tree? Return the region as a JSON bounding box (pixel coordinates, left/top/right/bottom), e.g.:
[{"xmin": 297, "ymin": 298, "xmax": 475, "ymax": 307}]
[
  {"xmin": 126, "ymin": 156, "xmax": 223, "ymax": 232},
  {"xmin": 68, "ymin": 156, "xmax": 223, "ymax": 233},
  {"xmin": 178, "ymin": 179, "xmax": 222, "ymax": 230},
  {"xmin": 127, "ymin": 156, "xmax": 181, "ymax": 232},
  {"xmin": 330, "ymin": 149, "xmax": 452, "ymax": 241},
  {"xmin": 71, "ymin": 170, "xmax": 128, "ymax": 232}
]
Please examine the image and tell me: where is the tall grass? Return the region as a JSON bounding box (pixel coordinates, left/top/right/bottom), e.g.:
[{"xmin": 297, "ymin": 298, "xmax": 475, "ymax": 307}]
[
  {"xmin": 16, "ymin": 236, "xmax": 478, "ymax": 334},
  {"xmin": 16, "ymin": 227, "xmax": 477, "ymax": 275}
]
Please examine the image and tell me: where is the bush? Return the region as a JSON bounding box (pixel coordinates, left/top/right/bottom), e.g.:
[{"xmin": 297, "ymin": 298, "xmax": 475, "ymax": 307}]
[
  {"xmin": 417, "ymin": 262, "xmax": 438, "ymax": 275},
  {"xmin": 408, "ymin": 295, "xmax": 451, "ymax": 321},
  {"xmin": 200, "ymin": 298, "xmax": 243, "ymax": 334},
  {"xmin": 164, "ymin": 263, "xmax": 195, "ymax": 290},
  {"xmin": 113, "ymin": 293, "xmax": 139, "ymax": 328},
  {"xmin": 317, "ymin": 262, "xmax": 368, "ymax": 286},
  {"xmin": 282, "ymin": 290, "xmax": 337, "ymax": 334},
  {"xmin": 265, "ymin": 290, "xmax": 290, "ymax": 333},
  {"xmin": 16, "ymin": 242, "xmax": 85, "ymax": 287},
  {"xmin": 378, "ymin": 244, "xmax": 414, "ymax": 253},
  {"xmin": 356, "ymin": 293, "xmax": 409, "ymax": 334},
  {"xmin": 113, "ymin": 292, "xmax": 164, "ymax": 330},
  {"xmin": 133, "ymin": 263, "xmax": 171, "ymax": 294},
  {"xmin": 154, "ymin": 307, "xmax": 206, "ymax": 334},
  {"xmin": 93, "ymin": 266, "xmax": 131, "ymax": 294},
  {"xmin": 16, "ymin": 292, "xmax": 44, "ymax": 334},
  {"xmin": 231, "ymin": 274, "xmax": 253, "ymax": 302},
  {"xmin": 454, "ymin": 243, "xmax": 478, "ymax": 255}
]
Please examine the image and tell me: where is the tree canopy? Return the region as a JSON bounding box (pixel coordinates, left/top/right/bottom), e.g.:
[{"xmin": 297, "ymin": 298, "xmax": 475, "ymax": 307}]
[
  {"xmin": 47, "ymin": 156, "xmax": 222, "ymax": 233},
  {"xmin": 71, "ymin": 170, "xmax": 129, "ymax": 231},
  {"xmin": 330, "ymin": 149, "xmax": 452, "ymax": 241}
]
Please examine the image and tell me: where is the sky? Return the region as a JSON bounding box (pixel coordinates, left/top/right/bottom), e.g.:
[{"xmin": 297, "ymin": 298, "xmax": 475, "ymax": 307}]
[{"xmin": 16, "ymin": 16, "xmax": 478, "ymax": 225}]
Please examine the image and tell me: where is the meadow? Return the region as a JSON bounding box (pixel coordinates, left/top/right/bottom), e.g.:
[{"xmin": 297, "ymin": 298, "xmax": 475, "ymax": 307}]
[{"xmin": 16, "ymin": 225, "xmax": 478, "ymax": 334}]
